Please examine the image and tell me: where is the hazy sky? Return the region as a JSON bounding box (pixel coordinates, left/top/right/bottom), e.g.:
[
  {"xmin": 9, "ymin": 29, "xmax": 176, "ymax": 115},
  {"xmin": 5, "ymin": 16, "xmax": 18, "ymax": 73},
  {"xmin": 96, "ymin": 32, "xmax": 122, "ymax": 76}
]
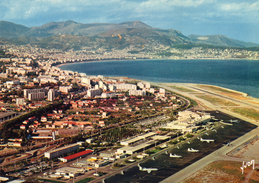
[{"xmin": 1, "ymin": 0, "xmax": 259, "ymax": 43}]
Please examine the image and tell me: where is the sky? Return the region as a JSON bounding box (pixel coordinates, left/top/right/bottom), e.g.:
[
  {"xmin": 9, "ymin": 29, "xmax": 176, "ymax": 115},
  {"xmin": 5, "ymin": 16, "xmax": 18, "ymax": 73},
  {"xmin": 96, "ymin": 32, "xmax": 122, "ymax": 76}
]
[{"xmin": 1, "ymin": 0, "xmax": 259, "ymax": 43}]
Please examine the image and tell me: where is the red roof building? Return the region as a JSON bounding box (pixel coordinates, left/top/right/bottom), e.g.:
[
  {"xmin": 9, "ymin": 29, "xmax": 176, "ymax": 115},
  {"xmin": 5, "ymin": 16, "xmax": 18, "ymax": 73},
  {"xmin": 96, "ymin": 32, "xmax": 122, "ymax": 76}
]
[{"xmin": 58, "ymin": 149, "xmax": 93, "ymax": 162}]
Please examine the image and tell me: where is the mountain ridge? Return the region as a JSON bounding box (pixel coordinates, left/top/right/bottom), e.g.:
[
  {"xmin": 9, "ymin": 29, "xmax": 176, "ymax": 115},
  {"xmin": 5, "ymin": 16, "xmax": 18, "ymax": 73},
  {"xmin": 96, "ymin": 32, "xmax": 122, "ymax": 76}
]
[{"xmin": 0, "ymin": 20, "xmax": 258, "ymax": 50}]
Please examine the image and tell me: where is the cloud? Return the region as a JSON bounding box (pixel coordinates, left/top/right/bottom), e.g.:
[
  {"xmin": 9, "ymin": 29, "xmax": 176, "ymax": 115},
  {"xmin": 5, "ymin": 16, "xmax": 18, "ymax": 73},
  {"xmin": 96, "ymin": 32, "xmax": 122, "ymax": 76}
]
[
  {"xmin": 220, "ymin": 1, "xmax": 259, "ymax": 12},
  {"xmin": 218, "ymin": 1, "xmax": 259, "ymax": 22}
]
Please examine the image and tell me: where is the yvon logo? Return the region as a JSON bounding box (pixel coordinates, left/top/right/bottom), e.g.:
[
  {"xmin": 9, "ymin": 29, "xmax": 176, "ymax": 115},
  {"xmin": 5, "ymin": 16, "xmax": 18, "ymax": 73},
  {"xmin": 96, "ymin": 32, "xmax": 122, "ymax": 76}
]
[{"xmin": 240, "ymin": 160, "xmax": 255, "ymax": 174}]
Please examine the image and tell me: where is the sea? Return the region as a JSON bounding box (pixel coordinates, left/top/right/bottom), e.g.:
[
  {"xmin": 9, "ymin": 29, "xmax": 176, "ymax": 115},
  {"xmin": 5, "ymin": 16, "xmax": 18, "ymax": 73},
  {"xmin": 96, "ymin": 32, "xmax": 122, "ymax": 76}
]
[{"xmin": 59, "ymin": 59, "xmax": 259, "ymax": 98}]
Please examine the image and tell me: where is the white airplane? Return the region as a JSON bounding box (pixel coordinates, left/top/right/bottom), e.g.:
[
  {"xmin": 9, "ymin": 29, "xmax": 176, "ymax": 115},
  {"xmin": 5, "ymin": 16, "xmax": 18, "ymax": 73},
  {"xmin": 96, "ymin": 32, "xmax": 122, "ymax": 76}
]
[
  {"xmin": 222, "ymin": 142, "xmax": 232, "ymax": 146},
  {"xmin": 169, "ymin": 153, "xmax": 182, "ymax": 158},
  {"xmin": 200, "ymin": 137, "xmax": 215, "ymax": 143},
  {"xmin": 188, "ymin": 148, "xmax": 199, "ymax": 152},
  {"xmin": 160, "ymin": 144, "xmax": 168, "ymax": 149},
  {"xmin": 49, "ymin": 174, "xmax": 62, "ymax": 179},
  {"xmin": 138, "ymin": 164, "xmax": 158, "ymax": 173},
  {"xmin": 230, "ymin": 119, "xmax": 239, "ymax": 123}
]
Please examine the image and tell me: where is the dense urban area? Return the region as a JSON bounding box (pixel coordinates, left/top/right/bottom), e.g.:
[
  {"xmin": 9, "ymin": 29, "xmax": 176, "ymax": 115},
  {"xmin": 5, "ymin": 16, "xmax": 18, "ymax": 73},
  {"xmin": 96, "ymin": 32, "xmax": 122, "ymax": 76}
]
[{"xmin": 0, "ymin": 43, "xmax": 258, "ymax": 183}]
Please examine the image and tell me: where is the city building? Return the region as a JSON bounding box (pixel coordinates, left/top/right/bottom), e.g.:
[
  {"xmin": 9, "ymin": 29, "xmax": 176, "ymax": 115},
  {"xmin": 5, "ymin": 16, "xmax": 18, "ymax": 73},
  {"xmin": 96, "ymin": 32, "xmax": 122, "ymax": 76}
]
[
  {"xmin": 16, "ymin": 98, "xmax": 25, "ymax": 106},
  {"xmin": 44, "ymin": 143, "xmax": 80, "ymax": 159},
  {"xmin": 48, "ymin": 89, "xmax": 55, "ymax": 101},
  {"xmin": 28, "ymin": 92, "xmax": 45, "ymax": 101},
  {"xmin": 58, "ymin": 149, "xmax": 93, "ymax": 162},
  {"xmin": 24, "ymin": 88, "xmax": 46, "ymax": 98},
  {"xmin": 87, "ymin": 88, "xmax": 102, "ymax": 98}
]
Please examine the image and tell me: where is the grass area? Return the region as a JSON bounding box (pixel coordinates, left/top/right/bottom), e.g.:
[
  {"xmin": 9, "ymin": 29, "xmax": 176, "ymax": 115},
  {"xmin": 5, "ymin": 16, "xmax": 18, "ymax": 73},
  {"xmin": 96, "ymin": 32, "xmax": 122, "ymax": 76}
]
[
  {"xmin": 198, "ymin": 84, "xmax": 240, "ymax": 95},
  {"xmin": 197, "ymin": 84, "xmax": 248, "ymax": 100},
  {"xmin": 38, "ymin": 179, "xmax": 65, "ymax": 183},
  {"xmin": 165, "ymin": 84, "xmax": 196, "ymax": 92},
  {"xmin": 76, "ymin": 177, "xmax": 94, "ymax": 183},
  {"xmin": 229, "ymin": 108, "xmax": 259, "ymax": 120},
  {"xmin": 196, "ymin": 94, "xmax": 238, "ymax": 106},
  {"xmin": 184, "ymin": 161, "xmax": 254, "ymax": 183}
]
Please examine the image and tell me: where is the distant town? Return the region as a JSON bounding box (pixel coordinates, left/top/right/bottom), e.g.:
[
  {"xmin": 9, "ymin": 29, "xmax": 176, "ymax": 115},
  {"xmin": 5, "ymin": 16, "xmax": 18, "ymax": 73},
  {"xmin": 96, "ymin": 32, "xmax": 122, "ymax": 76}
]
[{"xmin": 0, "ymin": 43, "xmax": 257, "ymax": 183}]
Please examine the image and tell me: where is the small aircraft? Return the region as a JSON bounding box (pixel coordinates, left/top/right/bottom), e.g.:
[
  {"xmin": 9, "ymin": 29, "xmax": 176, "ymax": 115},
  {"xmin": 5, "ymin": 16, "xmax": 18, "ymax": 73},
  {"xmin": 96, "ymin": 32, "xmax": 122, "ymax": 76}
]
[
  {"xmin": 200, "ymin": 137, "xmax": 215, "ymax": 143},
  {"xmin": 169, "ymin": 153, "xmax": 182, "ymax": 158},
  {"xmin": 160, "ymin": 144, "xmax": 168, "ymax": 149},
  {"xmin": 211, "ymin": 128, "xmax": 217, "ymax": 132},
  {"xmin": 138, "ymin": 163, "xmax": 158, "ymax": 173},
  {"xmin": 222, "ymin": 142, "xmax": 232, "ymax": 146},
  {"xmin": 188, "ymin": 148, "xmax": 199, "ymax": 152},
  {"xmin": 229, "ymin": 119, "xmax": 239, "ymax": 123}
]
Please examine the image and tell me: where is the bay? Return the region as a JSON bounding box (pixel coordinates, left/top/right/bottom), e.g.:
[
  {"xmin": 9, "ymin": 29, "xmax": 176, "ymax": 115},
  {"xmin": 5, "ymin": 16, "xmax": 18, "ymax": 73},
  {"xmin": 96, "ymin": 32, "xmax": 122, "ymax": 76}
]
[{"xmin": 59, "ymin": 59, "xmax": 259, "ymax": 98}]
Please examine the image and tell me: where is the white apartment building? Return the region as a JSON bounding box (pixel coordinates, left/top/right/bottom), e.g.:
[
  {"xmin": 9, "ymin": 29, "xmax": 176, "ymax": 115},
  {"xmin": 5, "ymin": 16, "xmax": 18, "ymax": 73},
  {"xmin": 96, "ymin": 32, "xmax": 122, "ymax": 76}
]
[
  {"xmin": 48, "ymin": 89, "xmax": 55, "ymax": 101},
  {"xmin": 81, "ymin": 77, "xmax": 91, "ymax": 85},
  {"xmin": 101, "ymin": 92, "xmax": 116, "ymax": 98},
  {"xmin": 24, "ymin": 88, "xmax": 46, "ymax": 98},
  {"xmin": 129, "ymin": 89, "xmax": 146, "ymax": 96},
  {"xmin": 87, "ymin": 88, "xmax": 102, "ymax": 98},
  {"xmin": 44, "ymin": 143, "xmax": 79, "ymax": 159},
  {"xmin": 114, "ymin": 83, "xmax": 137, "ymax": 91},
  {"xmin": 28, "ymin": 92, "xmax": 45, "ymax": 101},
  {"xmin": 16, "ymin": 98, "xmax": 25, "ymax": 106},
  {"xmin": 59, "ymin": 86, "xmax": 72, "ymax": 93}
]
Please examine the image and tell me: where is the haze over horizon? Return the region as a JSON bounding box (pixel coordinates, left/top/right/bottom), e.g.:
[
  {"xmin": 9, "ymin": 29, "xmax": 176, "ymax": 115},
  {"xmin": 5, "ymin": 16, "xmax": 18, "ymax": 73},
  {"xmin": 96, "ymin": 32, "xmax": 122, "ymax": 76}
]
[{"xmin": 0, "ymin": 0, "xmax": 259, "ymax": 44}]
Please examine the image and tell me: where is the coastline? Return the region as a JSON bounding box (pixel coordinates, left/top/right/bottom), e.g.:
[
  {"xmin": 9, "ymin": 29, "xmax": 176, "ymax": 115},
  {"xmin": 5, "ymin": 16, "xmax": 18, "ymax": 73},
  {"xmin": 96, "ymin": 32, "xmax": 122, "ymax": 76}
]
[
  {"xmin": 56, "ymin": 58, "xmax": 259, "ymax": 99},
  {"xmin": 55, "ymin": 57, "xmax": 255, "ymax": 68}
]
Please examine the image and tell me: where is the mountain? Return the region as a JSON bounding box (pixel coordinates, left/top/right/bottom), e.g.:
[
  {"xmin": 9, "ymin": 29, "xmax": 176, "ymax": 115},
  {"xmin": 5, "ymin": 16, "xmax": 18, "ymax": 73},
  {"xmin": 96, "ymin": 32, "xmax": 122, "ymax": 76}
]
[
  {"xmin": 188, "ymin": 34, "xmax": 259, "ymax": 48},
  {"xmin": 0, "ymin": 20, "xmax": 258, "ymax": 50},
  {"xmin": 0, "ymin": 21, "xmax": 30, "ymax": 38},
  {"xmin": 96, "ymin": 27, "xmax": 190, "ymax": 49},
  {"xmin": 25, "ymin": 20, "xmax": 152, "ymax": 37}
]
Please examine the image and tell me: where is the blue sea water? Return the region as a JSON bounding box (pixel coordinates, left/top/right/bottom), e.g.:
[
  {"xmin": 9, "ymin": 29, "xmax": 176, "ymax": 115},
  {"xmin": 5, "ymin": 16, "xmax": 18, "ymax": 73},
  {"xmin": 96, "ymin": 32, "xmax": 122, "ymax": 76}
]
[{"xmin": 59, "ymin": 59, "xmax": 259, "ymax": 98}]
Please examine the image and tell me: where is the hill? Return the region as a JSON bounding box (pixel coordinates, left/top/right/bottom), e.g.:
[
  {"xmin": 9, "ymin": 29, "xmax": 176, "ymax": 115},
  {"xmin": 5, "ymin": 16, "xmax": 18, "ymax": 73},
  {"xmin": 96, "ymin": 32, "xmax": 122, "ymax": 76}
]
[
  {"xmin": 0, "ymin": 21, "xmax": 30, "ymax": 38},
  {"xmin": 188, "ymin": 34, "xmax": 259, "ymax": 48},
  {"xmin": 25, "ymin": 20, "xmax": 152, "ymax": 37},
  {"xmin": 0, "ymin": 20, "xmax": 258, "ymax": 50}
]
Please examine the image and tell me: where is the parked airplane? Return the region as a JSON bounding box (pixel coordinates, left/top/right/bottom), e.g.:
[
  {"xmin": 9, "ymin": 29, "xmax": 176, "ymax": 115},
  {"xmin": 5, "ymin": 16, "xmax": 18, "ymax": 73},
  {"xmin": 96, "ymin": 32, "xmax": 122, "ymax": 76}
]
[
  {"xmin": 169, "ymin": 153, "xmax": 182, "ymax": 158},
  {"xmin": 230, "ymin": 119, "xmax": 239, "ymax": 123},
  {"xmin": 222, "ymin": 142, "xmax": 232, "ymax": 146},
  {"xmin": 138, "ymin": 164, "xmax": 158, "ymax": 173},
  {"xmin": 160, "ymin": 144, "xmax": 168, "ymax": 149},
  {"xmin": 188, "ymin": 148, "xmax": 199, "ymax": 152},
  {"xmin": 200, "ymin": 137, "xmax": 215, "ymax": 143}
]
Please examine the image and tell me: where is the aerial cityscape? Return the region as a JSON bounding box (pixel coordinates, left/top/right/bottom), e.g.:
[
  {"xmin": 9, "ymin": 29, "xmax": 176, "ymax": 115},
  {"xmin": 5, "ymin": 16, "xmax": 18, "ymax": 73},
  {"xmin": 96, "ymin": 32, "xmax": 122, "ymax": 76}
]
[{"xmin": 1, "ymin": 0, "xmax": 259, "ymax": 183}]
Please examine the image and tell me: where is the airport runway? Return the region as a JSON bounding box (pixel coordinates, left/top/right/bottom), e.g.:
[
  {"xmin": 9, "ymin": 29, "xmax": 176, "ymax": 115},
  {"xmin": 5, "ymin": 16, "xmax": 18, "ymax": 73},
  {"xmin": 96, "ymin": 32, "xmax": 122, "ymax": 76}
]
[{"xmin": 156, "ymin": 83, "xmax": 259, "ymax": 183}]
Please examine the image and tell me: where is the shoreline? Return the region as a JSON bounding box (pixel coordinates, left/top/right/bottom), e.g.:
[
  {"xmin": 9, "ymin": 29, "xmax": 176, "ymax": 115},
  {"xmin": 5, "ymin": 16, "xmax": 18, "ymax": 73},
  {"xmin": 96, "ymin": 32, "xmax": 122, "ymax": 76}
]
[
  {"xmin": 56, "ymin": 59, "xmax": 259, "ymax": 100},
  {"xmin": 55, "ymin": 57, "xmax": 255, "ymax": 68}
]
